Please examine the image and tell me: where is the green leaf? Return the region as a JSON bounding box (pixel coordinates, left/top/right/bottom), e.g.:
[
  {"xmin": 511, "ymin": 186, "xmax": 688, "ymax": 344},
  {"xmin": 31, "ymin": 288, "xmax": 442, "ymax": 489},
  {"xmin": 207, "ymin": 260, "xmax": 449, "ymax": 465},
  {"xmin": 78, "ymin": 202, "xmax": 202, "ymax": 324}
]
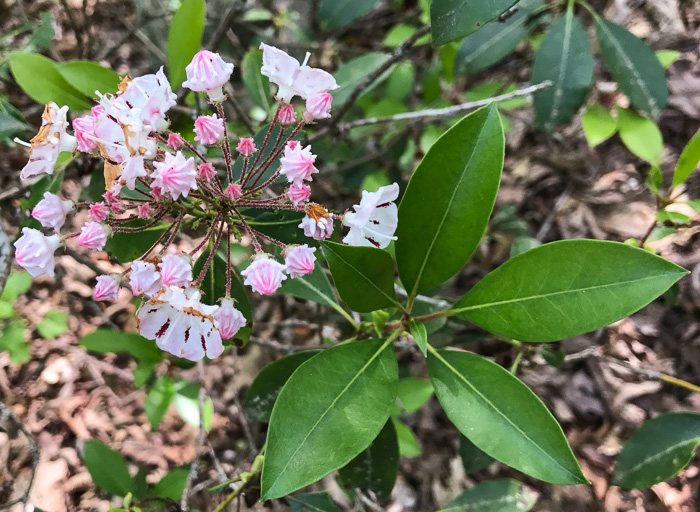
[
  {"xmin": 386, "ymin": 61, "xmax": 416, "ymax": 102},
  {"xmin": 595, "ymin": 17, "xmax": 668, "ymax": 120},
  {"xmin": 279, "ymin": 263, "xmax": 338, "ymax": 308},
  {"xmin": 241, "ymin": 49, "xmax": 271, "ymax": 111},
  {"xmin": 131, "ymin": 466, "xmax": 148, "ymax": 500},
  {"xmin": 532, "ymin": 9, "xmax": 594, "ymax": 130},
  {"xmin": 57, "ymin": 61, "xmax": 121, "ymax": 98},
  {"xmin": 456, "ymin": 0, "xmax": 545, "ymax": 75},
  {"xmin": 318, "ymin": 0, "xmax": 380, "ymax": 31},
  {"xmin": 427, "ymin": 349, "xmax": 587, "ymax": 484},
  {"xmin": 0, "ymin": 112, "xmax": 27, "ymax": 140},
  {"xmin": 672, "ymin": 127, "xmax": 700, "ymax": 187},
  {"xmin": 431, "ymin": 0, "xmax": 519, "ymax": 46},
  {"xmin": 104, "ymin": 219, "xmax": 169, "ymax": 263},
  {"xmin": 145, "ymin": 375, "xmax": 176, "ymax": 430},
  {"xmin": 0, "ymin": 321, "xmax": 30, "ymax": 364},
  {"xmin": 338, "ymin": 420, "xmax": 399, "ymax": 503},
  {"xmin": 396, "ymin": 378, "xmax": 433, "ymax": 413},
  {"xmin": 288, "ymin": 492, "xmax": 340, "ymax": 512},
  {"xmin": 438, "ymin": 478, "xmax": 538, "ymax": 512},
  {"xmin": 36, "ymin": 309, "xmax": 68, "ymax": 339},
  {"xmin": 1, "ymin": 271, "xmax": 32, "ymax": 302},
  {"xmin": 656, "ymin": 50, "xmax": 681, "ymax": 69},
  {"xmin": 80, "ymin": 329, "xmax": 164, "ymax": 362},
  {"xmin": 245, "ymin": 351, "xmax": 319, "ymax": 423},
  {"xmin": 616, "ymin": 107, "xmax": 663, "ymax": 166},
  {"xmin": 612, "ymin": 412, "xmax": 700, "ymax": 489},
  {"xmin": 261, "ymin": 339, "xmax": 398, "ymax": 500},
  {"xmin": 392, "ymin": 418, "xmax": 422, "ymax": 457},
  {"xmin": 9, "ymin": 52, "xmax": 91, "ymax": 110},
  {"xmin": 167, "ymin": 0, "xmax": 206, "ymax": 89},
  {"xmin": 384, "ymin": 25, "xmax": 430, "ymax": 48},
  {"xmin": 582, "ymin": 105, "xmax": 618, "ymax": 147},
  {"xmin": 409, "ymin": 319, "xmax": 428, "ymax": 356},
  {"xmin": 321, "ymin": 241, "xmax": 398, "ymax": 313},
  {"xmin": 396, "ymin": 104, "xmax": 504, "ymax": 296},
  {"xmin": 0, "ymin": 302, "xmax": 13, "ymax": 319},
  {"xmin": 459, "ymin": 435, "xmax": 494, "ymax": 473},
  {"xmin": 153, "ymin": 468, "xmax": 189, "ymax": 500},
  {"xmin": 174, "ymin": 380, "xmax": 213, "ymax": 431},
  {"xmin": 83, "ymin": 441, "xmax": 133, "ymax": 497},
  {"xmin": 510, "ymin": 237, "xmax": 541, "ymax": 258},
  {"xmin": 656, "ymin": 210, "xmax": 690, "ymax": 225},
  {"xmin": 452, "ymin": 240, "xmax": 687, "ymax": 342},
  {"xmin": 332, "ymin": 54, "xmax": 393, "ymax": 106}
]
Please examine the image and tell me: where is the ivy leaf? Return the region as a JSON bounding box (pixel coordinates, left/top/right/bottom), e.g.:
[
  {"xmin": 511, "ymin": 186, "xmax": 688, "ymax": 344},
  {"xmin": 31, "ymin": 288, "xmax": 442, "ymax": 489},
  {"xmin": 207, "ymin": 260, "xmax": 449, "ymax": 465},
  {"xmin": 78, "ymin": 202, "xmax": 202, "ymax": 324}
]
[
  {"xmin": 438, "ymin": 478, "xmax": 538, "ymax": 512},
  {"xmin": 83, "ymin": 441, "xmax": 133, "ymax": 497},
  {"xmin": 167, "ymin": 0, "xmax": 206, "ymax": 89},
  {"xmin": 431, "ymin": 0, "xmax": 519, "ymax": 46}
]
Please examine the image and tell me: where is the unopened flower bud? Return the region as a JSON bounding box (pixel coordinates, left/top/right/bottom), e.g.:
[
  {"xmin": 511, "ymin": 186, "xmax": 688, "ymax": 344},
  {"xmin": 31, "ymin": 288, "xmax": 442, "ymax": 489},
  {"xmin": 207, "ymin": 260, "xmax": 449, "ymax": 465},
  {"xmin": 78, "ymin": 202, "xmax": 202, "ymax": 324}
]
[
  {"xmin": 213, "ymin": 298, "xmax": 247, "ymax": 339},
  {"xmin": 225, "ymin": 183, "xmax": 243, "ymax": 199},
  {"xmin": 78, "ymin": 222, "xmax": 109, "ymax": 252},
  {"xmin": 182, "ymin": 50, "xmax": 234, "ymax": 102},
  {"xmin": 241, "ymin": 254, "xmax": 287, "ymax": 295},
  {"xmin": 159, "ymin": 254, "xmax": 193, "ymax": 287},
  {"xmin": 287, "ymin": 182, "xmax": 311, "ymax": 206},
  {"xmin": 137, "ymin": 203, "xmax": 154, "ymax": 219},
  {"xmin": 94, "ymin": 274, "xmax": 120, "ymax": 301},
  {"xmin": 236, "ymin": 138, "xmax": 256, "ymax": 157},
  {"xmin": 32, "ymin": 192, "xmax": 74, "ymax": 230},
  {"xmin": 194, "ymin": 114, "xmax": 225, "ymax": 145},
  {"xmin": 284, "ymin": 244, "xmax": 317, "ymax": 278},
  {"xmin": 88, "ymin": 202, "xmax": 110, "ymax": 223},
  {"xmin": 304, "ymin": 93, "xmax": 333, "ymax": 121},
  {"xmin": 278, "ymin": 104, "xmax": 297, "ymax": 126},
  {"xmin": 167, "ymin": 132, "xmax": 184, "ymax": 150},
  {"xmin": 13, "ymin": 228, "xmax": 62, "ymax": 277}
]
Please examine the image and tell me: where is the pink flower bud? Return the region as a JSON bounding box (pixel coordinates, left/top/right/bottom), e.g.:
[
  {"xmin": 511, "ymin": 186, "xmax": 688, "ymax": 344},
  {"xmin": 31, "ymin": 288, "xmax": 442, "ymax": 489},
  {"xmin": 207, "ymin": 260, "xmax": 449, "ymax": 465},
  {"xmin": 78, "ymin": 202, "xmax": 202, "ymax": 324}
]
[
  {"xmin": 110, "ymin": 201, "xmax": 125, "ymax": 215},
  {"xmin": 287, "ymin": 182, "xmax": 311, "ymax": 206},
  {"xmin": 151, "ymin": 151, "xmax": 198, "ymax": 200},
  {"xmin": 103, "ymin": 190, "xmax": 118, "ymax": 205},
  {"xmin": 137, "ymin": 203, "xmax": 154, "ymax": 219},
  {"xmin": 284, "ymin": 244, "xmax": 317, "ymax": 278},
  {"xmin": 240, "ymin": 254, "xmax": 287, "ymax": 295},
  {"xmin": 304, "ymin": 93, "xmax": 333, "ymax": 121},
  {"xmin": 198, "ymin": 162, "xmax": 216, "ymax": 181},
  {"xmin": 13, "ymin": 228, "xmax": 62, "ymax": 277},
  {"xmin": 182, "ymin": 50, "xmax": 234, "ymax": 102},
  {"xmin": 88, "ymin": 202, "xmax": 110, "ymax": 223},
  {"xmin": 159, "ymin": 254, "xmax": 193, "ymax": 287},
  {"xmin": 129, "ymin": 260, "xmax": 162, "ymax": 297},
  {"xmin": 94, "ymin": 274, "xmax": 120, "ymax": 301},
  {"xmin": 194, "ymin": 114, "xmax": 225, "ymax": 145},
  {"xmin": 225, "ymin": 183, "xmax": 243, "ymax": 199},
  {"xmin": 78, "ymin": 222, "xmax": 109, "ymax": 252},
  {"xmin": 73, "ymin": 115, "xmax": 98, "ymax": 153},
  {"xmin": 279, "ymin": 142, "xmax": 318, "ymax": 185},
  {"xmin": 167, "ymin": 132, "xmax": 184, "ymax": 150},
  {"xmin": 32, "ymin": 192, "xmax": 74, "ymax": 230},
  {"xmin": 151, "ymin": 187, "xmax": 164, "ymax": 200},
  {"xmin": 213, "ymin": 298, "xmax": 247, "ymax": 339},
  {"xmin": 236, "ymin": 137, "xmax": 257, "ymax": 157},
  {"xmin": 299, "ymin": 204, "xmax": 334, "ymax": 241},
  {"xmin": 278, "ymin": 104, "xmax": 297, "ymax": 126}
]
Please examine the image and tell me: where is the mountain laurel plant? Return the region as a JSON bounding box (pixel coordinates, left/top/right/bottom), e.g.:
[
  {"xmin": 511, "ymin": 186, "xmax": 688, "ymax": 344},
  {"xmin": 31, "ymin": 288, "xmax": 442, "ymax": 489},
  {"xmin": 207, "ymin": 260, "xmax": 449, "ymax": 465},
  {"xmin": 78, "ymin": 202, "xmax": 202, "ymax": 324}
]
[{"xmin": 5, "ymin": 0, "xmax": 700, "ymax": 509}]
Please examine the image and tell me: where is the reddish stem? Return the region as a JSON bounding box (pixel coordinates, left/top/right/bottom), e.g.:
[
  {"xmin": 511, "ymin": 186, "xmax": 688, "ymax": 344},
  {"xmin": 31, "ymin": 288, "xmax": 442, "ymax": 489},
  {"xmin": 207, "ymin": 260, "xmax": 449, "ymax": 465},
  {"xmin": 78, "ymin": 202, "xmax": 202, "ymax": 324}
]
[
  {"xmin": 193, "ymin": 221, "xmax": 226, "ymax": 287},
  {"xmin": 217, "ymin": 104, "xmax": 233, "ymax": 183},
  {"xmin": 226, "ymin": 224, "xmax": 232, "ymax": 297},
  {"xmin": 111, "ymin": 211, "xmax": 166, "ymax": 232},
  {"xmin": 189, "ymin": 210, "xmax": 224, "ymax": 256}
]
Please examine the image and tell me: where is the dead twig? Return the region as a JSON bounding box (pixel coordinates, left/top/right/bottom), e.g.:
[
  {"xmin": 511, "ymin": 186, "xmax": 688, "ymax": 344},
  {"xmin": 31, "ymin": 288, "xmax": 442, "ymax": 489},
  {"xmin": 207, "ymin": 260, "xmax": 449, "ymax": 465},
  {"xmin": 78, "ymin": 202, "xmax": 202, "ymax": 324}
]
[{"xmin": 0, "ymin": 402, "xmax": 40, "ymax": 511}]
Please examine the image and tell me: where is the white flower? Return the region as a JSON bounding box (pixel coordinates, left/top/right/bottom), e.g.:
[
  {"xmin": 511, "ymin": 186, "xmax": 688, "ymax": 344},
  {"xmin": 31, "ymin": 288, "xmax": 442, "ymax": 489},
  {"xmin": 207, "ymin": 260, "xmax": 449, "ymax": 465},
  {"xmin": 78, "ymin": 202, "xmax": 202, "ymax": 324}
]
[
  {"xmin": 182, "ymin": 51, "xmax": 234, "ymax": 102},
  {"xmin": 13, "ymin": 228, "xmax": 62, "ymax": 277},
  {"xmin": 342, "ymin": 183, "xmax": 399, "ymax": 249},
  {"xmin": 20, "ymin": 103, "xmax": 77, "ymax": 180}
]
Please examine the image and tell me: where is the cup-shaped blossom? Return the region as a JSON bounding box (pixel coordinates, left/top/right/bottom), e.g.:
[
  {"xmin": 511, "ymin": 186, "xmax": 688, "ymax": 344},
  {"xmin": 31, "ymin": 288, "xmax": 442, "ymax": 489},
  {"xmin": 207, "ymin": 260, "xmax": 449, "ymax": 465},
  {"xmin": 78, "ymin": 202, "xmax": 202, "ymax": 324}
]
[
  {"xmin": 287, "ymin": 182, "xmax": 311, "ymax": 206},
  {"xmin": 198, "ymin": 163, "xmax": 216, "ymax": 181},
  {"xmin": 78, "ymin": 222, "xmax": 109, "ymax": 252},
  {"xmin": 304, "ymin": 93, "xmax": 333, "ymax": 121},
  {"xmin": 32, "ymin": 192, "xmax": 74, "ymax": 230},
  {"xmin": 194, "ymin": 114, "xmax": 225, "ymax": 145},
  {"xmin": 94, "ymin": 274, "xmax": 120, "ymax": 301},
  {"xmin": 167, "ymin": 132, "xmax": 184, "ymax": 150},
  {"xmin": 225, "ymin": 183, "xmax": 243, "ymax": 200},
  {"xmin": 284, "ymin": 245, "xmax": 317, "ymax": 278},
  {"xmin": 342, "ymin": 183, "xmax": 399, "ymax": 249},
  {"xmin": 88, "ymin": 202, "xmax": 109, "ymax": 223},
  {"xmin": 129, "ymin": 261, "xmax": 163, "ymax": 297},
  {"xmin": 137, "ymin": 203, "xmax": 154, "ymax": 219},
  {"xmin": 182, "ymin": 50, "xmax": 234, "ymax": 102},
  {"xmin": 241, "ymin": 255, "xmax": 287, "ymax": 295},
  {"xmin": 278, "ymin": 104, "xmax": 297, "ymax": 126},
  {"xmin": 236, "ymin": 138, "xmax": 256, "ymax": 157},
  {"xmin": 299, "ymin": 204, "xmax": 334, "ymax": 241},
  {"xmin": 73, "ymin": 115, "xmax": 98, "ymax": 153},
  {"xmin": 159, "ymin": 254, "xmax": 193, "ymax": 287},
  {"xmin": 151, "ymin": 151, "xmax": 198, "ymax": 200},
  {"xmin": 137, "ymin": 287, "xmax": 223, "ymax": 360},
  {"xmin": 119, "ymin": 155, "xmax": 148, "ymax": 190},
  {"xmin": 279, "ymin": 141, "xmax": 318, "ymax": 185},
  {"xmin": 213, "ymin": 298, "xmax": 247, "ymax": 339},
  {"xmin": 20, "ymin": 103, "xmax": 77, "ymax": 180},
  {"xmin": 13, "ymin": 228, "xmax": 62, "ymax": 278}
]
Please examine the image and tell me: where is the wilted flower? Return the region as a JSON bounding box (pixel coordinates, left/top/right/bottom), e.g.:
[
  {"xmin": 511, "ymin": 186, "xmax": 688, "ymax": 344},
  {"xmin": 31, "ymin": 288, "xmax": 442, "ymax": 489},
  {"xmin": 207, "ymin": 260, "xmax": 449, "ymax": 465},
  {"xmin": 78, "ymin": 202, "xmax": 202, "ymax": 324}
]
[
  {"xmin": 241, "ymin": 255, "xmax": 287, "ymax": 295},
  {"xmin": 20, "ymin": 103, "xmax": 77, "ymax": 180},
  {"xmin": 32, "ymin": 192, "xmax": 74, "ymax": 230},
  {"xmin": 182, "ymin": 50, "xmax": 234, "ymax": 102},
  {"xmin": 151, "ymin": 151, "xmax": 198, "ymax": 200},
  {"xmin": 13, "ymin": 228, "xmax": 62, "ymax": 277},
  {"xmin": 300, "ymin": 204, "xmax": 334, "ymax": 241},
  {"xmin": 343, "ymin": 183, "xmax": 399, "ymax": 249}
]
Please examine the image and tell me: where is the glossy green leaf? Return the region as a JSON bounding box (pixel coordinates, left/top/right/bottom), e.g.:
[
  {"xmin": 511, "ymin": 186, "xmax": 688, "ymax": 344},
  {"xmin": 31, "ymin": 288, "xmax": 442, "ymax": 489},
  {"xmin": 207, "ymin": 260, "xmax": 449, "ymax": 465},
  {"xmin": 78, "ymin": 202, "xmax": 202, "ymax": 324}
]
[
  {"xmin": 145, "ymin": 375, "xmax": 176, "ymax": 430},
  {"xmin": 452, "ymin": 240, "xmax": 687, "ymax": 342},
  {"xmin": 37, "ymin": 309, "xmax": 67, "ymax": 339},
  {"xmin": 338, "ymin": 420, "xmax": 399, "ymax": 503},
  {"xmin": 409, "ymin": 319, "xmax": 428, "ymax": 356},
  {"xmin": 153, "ymin": 468, "xmax": 189, "ymax": 500},
  {"xmin": 167, "ymin": 0, "xmax": 206, "ymax": 89},
  {"xmin": 396, "ymin": 378, "xmax": 433, "ymax": 413},
  {"xmin": 0, "ymin": 321, "xmax": 30, "ymax": 364},
  {"xmin": 241, "ymin": 49, "xmax": 271, "ymax": 111},
  {"xmin": 656, "ymin": 210, "xmax": 690, "ymax": 225},
  {"xmin": 616, "ymin": 107, "xmax": 663, "ymax": 166},
  {"xmin": 83, "ymin": 441, "xmax": 133, "ymax": 497},
  {"xmin": 431, "ymin": 0, "xmax": 519, "ymax": 46},
  {"xmin": 595, "ymin": 17, "xmax": 668, "ymax": 119},
  {"xmin": 396, "ymin": 104, "xmax": 504, "ymax": 296},
  {"xmin": 104, "ymin": 219, "xmax": 169, "ymax": 263},
  {"xmin": 318, "ymin": 0, "xmax": 379, "ymax": 31},
  {"xmin": 288, "ymin": 492, "xmax": 340, "ymax": 512},
  {"xmin": 673, "ymin": 127, "xmax": 700, "ymax": 187},
  {"xmin": 392, "ymin": 418, "xmax": 422, "ymax": 457},
  {"xmin": 510, "ymin": 237, "xmax": 541, "ymax": 258},
  {"xmin": 612, "ymin": 412, "xmax": 700, "ymax": 489},
  {"xmin": 321, "ymin": 241, "xmax": 398, "ymax": 312},
  {"xmin": 428, "ymin": 349, "xmax": 586, "ymax": 484},
  {"xmin": 332, "ymin": 53, "xmax": 392, "ymax": 106},
  {"xmin": 279, "ymin": 264, "xmax": 338, "ymax": 308},
  {"xmin": 582, "ymin": 105, "xmax": 618, "ymax": 147},
  {"xmin": 261, "ymin": 339, "xmax": 398, "ymax": 500},
  {"xmin": 438, "ymin": 478, "xmax": 538, "ymax": 512},
  {"xmin": 460, "ymin": 435, "xmax": 494, "ymax": 473},
  {"xmin": 532, "ymin": 9, "xmax": 594, "ymax": 130},
  {"xmin": 57, "ymin": 61, "xmax": 120, "ymax": 97},
  {"xmin": 245, "ymin": 351, "xmax": 319, "ymax": 423},
  {"xmin": 80, "ymin": 329, "xmax": 164, "ymax": 362}
]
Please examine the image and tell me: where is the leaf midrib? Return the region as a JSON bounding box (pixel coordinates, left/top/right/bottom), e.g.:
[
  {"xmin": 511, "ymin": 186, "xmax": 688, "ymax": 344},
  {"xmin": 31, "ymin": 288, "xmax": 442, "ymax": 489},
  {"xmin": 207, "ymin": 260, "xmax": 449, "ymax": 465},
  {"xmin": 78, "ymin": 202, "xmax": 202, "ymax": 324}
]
[
  {"xmin": 463, "ymin": 13, "xmax": 530, "ymax": 66},
  {"xmin": 325, "ymin": 244, "xmax": 397, "ymax": 306},
  {"xmin": 616, "ymin": 437, "xmax": 700, "ymax": 484},
  {"xmin": 545, "ymin": 8, "xmax": 574, "ymax": 131}
]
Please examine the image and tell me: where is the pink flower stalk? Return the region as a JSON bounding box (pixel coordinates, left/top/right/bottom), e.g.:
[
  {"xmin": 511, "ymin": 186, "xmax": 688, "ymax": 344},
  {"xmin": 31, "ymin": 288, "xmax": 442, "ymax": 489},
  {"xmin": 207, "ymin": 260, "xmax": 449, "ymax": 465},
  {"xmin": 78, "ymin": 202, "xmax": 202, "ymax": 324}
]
[
  {"xmin": 167, "ymin": 132, "xmax": 184, "ymax": 150},
  {"xmin": 93, "ymin": 275, "xmax": 120, "ymax": 301},
  {"xmin": 182, "ymin": 50, "xmax": 234, "ymax": 102},
  {"xmin": 20, "ymin": 103, "xmax": 78, "ymax": 180},
  {"xmin": 73, "ymin": 115, "xmax": 98, "ymax": 153},
  {"xmin": 299, "ymin": 204, "xmax": 334, "ymax": 241},
  {"xmin": 129, "ymin": 261, "xmax": 163, "ymax": 297},
  {"xmin": 304, "ymin": 93, "xmax": 333, "ymax": 121},
  {"xmin": 137, "ymin": 203, "xmax": 154, "ymax": 219},
  {"xmin": 197, "ymin": 162, "xmax": 216, "ymax": 181},
  {"xmin": 225, "ymin": 183, "xmax": 243, "ymax": 199},
  {"xmin": 278, "ymin": 104, "xmax": 297, "ymax": 126},
  {"xmin": 194, "ymin": 114, "xmax": 225, "ymax": 145},
  {"xmin": 159, "ymin": 254, "xmax": 193, "ymax": 287},
  {"xmin": 137, "ymin": 287, "xmax": 223, "ymax": 360},
  {"xmin": 287, "ymin": 182, "xmax": 311, "ymax": 206},
  {"xmin": 279, "ymin": 142, "xmax": 318, "ymax": 185},
  {"xmin": 32, "ymin": 192, "xmax": 74, "ymax": 230},
  {"xmin": 151, "ymin": 151, "xmax": 198, "ymax": 200},
  {"xmin": 241, "ymin": 255, "xmax": 287, "ymax": 295},
  {"xmin": 13, "ymin": 228, "xmax": 62, "ymax": 278},
  {"xmin": 343, "ymin": 183, "xmax": 399, "ymax": 249},
  {"xmin": 78, "ymin": 222, "xmax": 109, "ymax": 252},
  {"xmin": 284, "ymin": 245, "xmax": 317, "ymax": 278},
  {"xmin": 88, "ymin": 202, "xmax": 109, "ymax": 223},
  {"xmin": 236, "ymin": 138, "xmax": 257, "ymax": 157},
  {"xmin": 213, "ymin": 298, "xmax": 247, "ymax": 339}
]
